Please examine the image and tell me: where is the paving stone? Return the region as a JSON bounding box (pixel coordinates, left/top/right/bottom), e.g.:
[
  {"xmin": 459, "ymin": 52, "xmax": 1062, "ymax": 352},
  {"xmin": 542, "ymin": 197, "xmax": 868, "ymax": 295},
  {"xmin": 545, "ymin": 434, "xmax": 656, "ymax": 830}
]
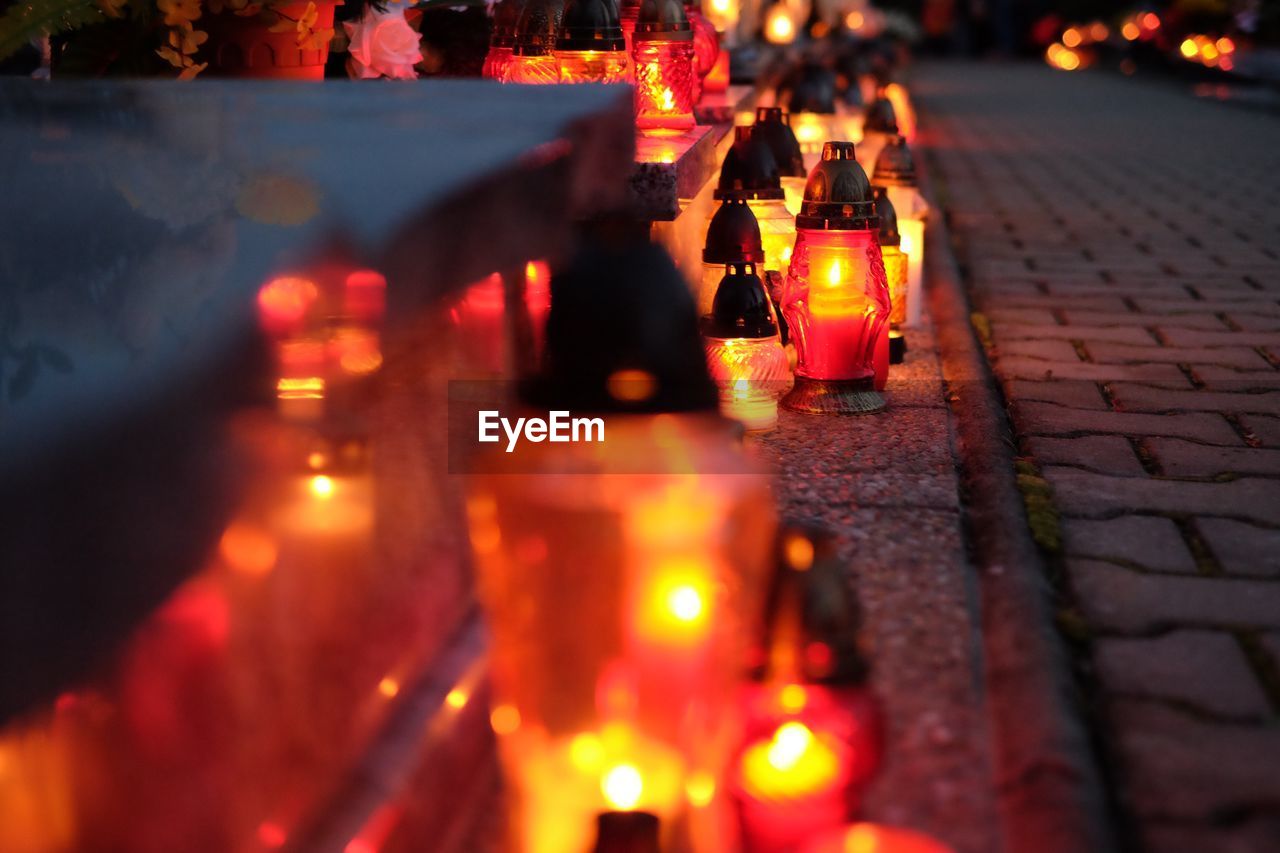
[
  {"xmin": 1227, "ymin": 313, "xmax": 1280, "ymax": 332},
  {"xmin": 1027, "ymin": 434, "xmax": 1144, "ymax": 476},
  {"xmin": 991, "ymin": 323, "xmax": 1156, "ymax": 345},
  {"xmin": 1045, "ymin": 467, "xmax": 1280, "ymax": 526},
  {"xmin": 997, "ymin": 339, "xmax": 1086, "ymax": 362},
  {"xmin": 1107, "ymin": 700, "xmax": 1280, "ymax": 820},
  {"xmin": 1193, "ymin": 367, "xmax": 1280, "ymax": 392},
  {"xmin": 1063, "ymin": 310, "xmax": 1229, "ymax": 330},
  {"xmin": 1147, "ymin": 438, "xmax": 1280, "ymax": 478},
  {"xmin": 1068, "ymin": 559, "xmax": 1280, "ymax": 632},
  {"xmin": 1160, "ymin": 328, "xmax": 1280, "ymax": 349},
  {"xmin": 1087, "ymin": 343, "xmax": 1272, "ymax": 370},
  {"xmin": 1006, "ymin": 379, "xmax": 1108, "ymax": 410},
  {"xmin": 1061, "ymin": 516, "xmax": 1197, "ymax": 574},
  {"xmin": 1014, "ymin": 402, "xmax": 1241, "ymax": 445},
  {"xmin": 983, "ymin": 307, "xmax": 1059, "ymax": 326},
  {"xmin": 1196, "ymin": 518, "xmax": 1280, "ymax": 578},
  {"xmin": 1092, "ymin": 631, "xmax": 1270, "ymax": 718},
  {"xmin": 1238, "ymin": 414, "xmax": 1280, "ymax": 447},
  {"xmin": 1131, "ymin": 298, "xmax": 1280, "ymax": 317},
  {"xmin": 997, "ymin": 359, "xmax": 1192, "ymax": 385},
  {"xmin": 1110, "ymin": 384, "xmax": 1280, "ymax": 416}
]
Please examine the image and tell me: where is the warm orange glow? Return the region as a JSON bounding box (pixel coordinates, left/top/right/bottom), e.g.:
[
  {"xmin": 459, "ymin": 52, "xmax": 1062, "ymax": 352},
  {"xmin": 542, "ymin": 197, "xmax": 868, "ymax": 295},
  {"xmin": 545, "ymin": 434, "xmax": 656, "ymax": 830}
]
[
  {"xmin": 276, "ymin": 376, "xmax": 324, "ymax": 399},
  {"xmin": 660, "ymin": 87, "xmax": 675, "ymax": 111},
  {"xmin": 568, "ymin": 733, "xmax": 604, "ymax": 771},
  {"xmin": 1200, "ymin": 43, "xmax": 1219, "ymax": 62},
  {"xmin": 825, "ymin": 260, "xmax": 843, "ymax": 287},
  {"xmin": 445, "ymin": 688, "xmax": 469, "ymax": 709},
  {"xmin": 667, "ymin": 584, "xmax": 704, "ymax": 622},
  {"xmin": 1122, "ymin": 22, "xmax": 1140, "ymax": 41},
  {"xmin": 378, "ymin": 677, "xmax": 400, "ymax": 698},
  {"xmin": 1141, "ymin": 12, "xmax": 1159, "ymax": 30},
  {"xmin": 219, "ymin": 522, "xmax": 277, "ymax": 577},
  {"xmin": 490, "ymin": 704, "xmax": 521, "ymax": 735},
  {"xmin": 805, "ymin": 822, "xmax": 957, "ymax": 853},
  {"xmin": 685, "ymin": 771, "xmax": 716, "ymax": 807},
  {"xmin": 309, "ymin": 474, "xmax": 334, "ymax": 498},
  {"xmin": 607, "ymin": 368, "xmax": 657, "ymax": 402},
  {"xmin": 883, "ymin": 83, "xmax": 917, "ymax": 142},
  {"xmin": 740, "ymin": 721, "xmax": 843, "ymax": 800},
  {"xmin": 845, "ymin": 10, "xmax": 863, "ymax": 31},
  {"xmin": 1089, "ymin": 22, "xmax": 1108, "ymax": 42},
  {"xmin": 601, "ymin": 764, "xmax": 644, "ymax": 810},
  {"xmin": 258, "ymin": 276, "xmax": 318, "ymax": 332},
  {"xmin": 1217, "ymin": 37, "xmax": 1235, "ymax": 54},
  {"xmin": 1062, "ymin": 27, "xmax": 1081, "ymax": 48},
  {"xmin": 779, "ymin": 683, "xmax": 808, "ymax": 713},
  {"xmin": 1219, "ymin": 56, "xmax": 1234, "ymax": 71},
  {"xmin": 784, "ymin": 533, "xmax": 815, "ymax": 570},
  {"xmin": 1180, "ymin": 38, "xmax": 1197, "ymax": 58},
  {"xmin": 257, "ymin": 822, "xmax": 288, "ymax": 849},
  {"xmin": 765, "ymin": 6, "xmax": 795, "ymax": 44}
]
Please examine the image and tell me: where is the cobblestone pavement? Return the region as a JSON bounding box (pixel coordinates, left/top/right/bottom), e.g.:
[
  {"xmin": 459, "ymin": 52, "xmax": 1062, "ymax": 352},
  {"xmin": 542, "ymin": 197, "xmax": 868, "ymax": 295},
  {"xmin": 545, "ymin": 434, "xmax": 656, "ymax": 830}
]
[{"xmin": 915, "ymin": 62, "xmax": 1280, "ymax": 852}]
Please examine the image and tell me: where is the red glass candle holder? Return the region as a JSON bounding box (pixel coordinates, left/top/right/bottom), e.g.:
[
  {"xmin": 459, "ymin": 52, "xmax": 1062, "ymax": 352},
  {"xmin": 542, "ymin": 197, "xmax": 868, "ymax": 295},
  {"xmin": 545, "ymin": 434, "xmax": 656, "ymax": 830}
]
[
  {"xmin": 780, "ymin": 142, "xmax": 890, "ymax": 415},
  {"xmin": 508, "ymin": 0, "xmax": 564, "ymax": 83},
  {"xmin": 556, "ymin": 0, "xmax": 629, "ymax": 82},
  {"xmin": 632, "ymin": 0, "xmax": 696, "ymax": 135},
  {"xmin": 484, "ymin": 0, "xmax": 525, "ymax": 80},
  {"xmin": 685, "ymin": 0, "xmax": 719, "ymax": 98}
]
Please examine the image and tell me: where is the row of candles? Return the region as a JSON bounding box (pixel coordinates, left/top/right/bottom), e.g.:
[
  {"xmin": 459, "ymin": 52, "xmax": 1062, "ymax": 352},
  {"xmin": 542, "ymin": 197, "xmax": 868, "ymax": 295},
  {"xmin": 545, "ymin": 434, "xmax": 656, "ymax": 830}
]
[
  {"xmin": 483, "ymin": 0, "xmax": 726, "ymax": 135},
  {"xmin": 698, "ymin": 90, "xmax": 927, "ymax": 430}
]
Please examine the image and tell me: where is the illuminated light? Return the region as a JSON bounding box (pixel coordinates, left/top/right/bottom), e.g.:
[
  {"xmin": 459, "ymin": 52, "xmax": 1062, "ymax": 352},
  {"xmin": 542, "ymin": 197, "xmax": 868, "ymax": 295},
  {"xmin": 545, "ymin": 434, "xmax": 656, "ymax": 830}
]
[
  {"xmin": 601, "ymin": 764, "xmax": 644, "ymax": 810},
  {"xmin": 569, "ymin": 733, "xmax": 604, "ymax": 770},
  {"xmin": 1219, "ymin": 56, "xmax": 1233, "ymax": 71},
  {"xmin": 845, "ymin": 10, "xmax": 863, "ymax": 30},
  {"xmin": 1141, "ymin": 12, "xmax": 1159, "ymax": 30},
  {"xmin": 668, "ymin": 584, "xmax": 704, "ymax": 622},
  {"xmin": 344, "ymin": 841, "xmax": 374, "ymax": 853},
  {"xmin": 515, "ymin": 535, "xmax": 548, "ymax": 563},
  {"xmin": 782, "ymin": 245, "xmax": 793, "ymax": 263},
  {"xmin": 378, "ymin": 677, "xmax": 400, "ymax": 698},
  {"xmin": 803, "ymin": 822, "xmax": 957, "ymax": 853},
  {"xmin": 445, "ymin": 688, "xmax": 469, "ymax": 709},
  {"xmin": 1180, "ymin": 38, "xmax": 1198, "ymax": 59},
  {"xmin": 685, "ymin": 771, "xmax": 716, "ymax": 807},
  {"xmin": 826, "ymin": 260, "xmax": 842, "ymax": 287},
  {"xmin": 765, "ymin": 6, "xmax": 795, "ymax": 44},
  {"xmin": 343, "ymin": 269, "xmax": 387, "ymax": 321},
  {"xmin": 276, "ymin": 376, "xmax": 325, "ymax": 399},
  {"xmin": 257, "ymin": 276, "xmax": 318, "ymax": 333},
  {"xmin": 219, "ymin": 522, "xmax": 278, "ymax": 577},
  {"xmin": 883, "ymin": 83, "xmax": 918, "ymax": 142},
  {"xmin": 490, "ymin": 704, "xmax": 521, "ymax": 735},
  {"xmin": 1058, "ymin": 49, "xmax": 1080, "ymax": 71},
  {"xmin": 767, "ymin": 721, "xmax": 813, "ymax": 769},
  {"xmin": 631, "ymin": 3, "xmax": 697, "ymax": 135},
  {"xmin": 660, "ymin": 87, "xmax": 674, "ymax": 111},
  {"xmin": 1200, "ymin": 43, "xmax": 1219, "ymax": 62},
  {"xmin": 257, "ymin": 822, "xmax": 288, "ymax": 849},
  {"xmin": 54, "ymin": 691, "xmax": 79, "ymax": 713},
  {"xmin": 1217, "ymin": 37, "xmax": 1235, "ymax": 54},
  {"xmin": 1062, "ymin": 27, "xmax": 1081, "ymax": 48},
  {"xmin": 468, "ymin": 520, "xmax": 502, "ymax": 555},
  {"xmin": 607, "ymin": 368, "xmax": 657, "ymax": 402},
  {"xmin": 785, "ymin": 533, "xmax": 815, "ymax": 570},
  {"xmin": 779, "ymin": 683, "xmax": 808, "ymax": 713},
  {"xmin": 307, "ymin": 451, "xmax": 328, "ymax": 469},
  {"xmin": 709, "ymin": 0, "xmax": 728, "ymax": 13},
  {"xmin": 309, "ymin": 474, "xmax": 334, "ymax": 498},
  {"xmin": 1122, "ymin": 22, "xmax": 1140, "ymax": 41},
  {"xmin": 1089, "ymin": 22, "xmax": 1108, "ymax": 42},
  {"xmin": 466, "ymin": 493, "xmax": 497, "ymax": 521}
]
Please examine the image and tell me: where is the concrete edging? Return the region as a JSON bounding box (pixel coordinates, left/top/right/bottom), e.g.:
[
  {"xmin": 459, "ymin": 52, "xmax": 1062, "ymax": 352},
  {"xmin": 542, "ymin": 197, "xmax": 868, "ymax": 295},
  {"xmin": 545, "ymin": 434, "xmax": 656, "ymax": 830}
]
[{"xmin": 916, "ymin": 142, "xmax": 1116, "ymax": 853}]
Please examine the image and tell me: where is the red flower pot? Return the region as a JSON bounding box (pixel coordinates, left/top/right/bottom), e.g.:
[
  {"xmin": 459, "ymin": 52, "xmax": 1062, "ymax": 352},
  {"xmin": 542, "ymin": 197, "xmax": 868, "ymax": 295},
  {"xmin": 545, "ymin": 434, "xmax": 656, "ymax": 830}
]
[{"xmin": 202, "ymin": 1, "xmax": 341, "ymax": 80}]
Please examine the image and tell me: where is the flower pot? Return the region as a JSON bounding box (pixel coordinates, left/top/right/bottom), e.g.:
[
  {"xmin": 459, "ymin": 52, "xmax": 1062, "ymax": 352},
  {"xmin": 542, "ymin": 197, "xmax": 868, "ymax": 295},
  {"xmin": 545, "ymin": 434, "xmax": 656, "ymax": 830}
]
[{"xmin": 202, "ymin": 1, "xmax": 341, "ymax": 80}]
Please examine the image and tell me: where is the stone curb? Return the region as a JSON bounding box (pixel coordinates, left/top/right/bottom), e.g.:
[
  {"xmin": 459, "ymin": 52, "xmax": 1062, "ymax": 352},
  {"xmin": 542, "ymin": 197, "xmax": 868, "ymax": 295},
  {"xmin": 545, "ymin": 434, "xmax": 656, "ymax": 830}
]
[{"xmin": 915, "ymin": 141, "xmax": 1117, "ymax": 853}]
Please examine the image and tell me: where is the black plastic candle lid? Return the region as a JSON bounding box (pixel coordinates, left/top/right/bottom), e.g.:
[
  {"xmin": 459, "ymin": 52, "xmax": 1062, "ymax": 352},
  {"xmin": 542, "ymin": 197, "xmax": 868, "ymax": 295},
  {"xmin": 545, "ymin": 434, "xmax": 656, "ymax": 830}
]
[
  {"xmin": 714, "ymin": 125, "xmax": 785, "ymax": 201},
  {"xmin": 703, "ymin": 198, "xmax": 765, "ymax": 265},
  {"xmin": 633, "ymin": 0, "xmax": 692, "ymax": 40},
  {"xmin": 795, "ymin": 142, "xmax": 878, "ymax": 231},
  {"xmin": 871, "ymin": 134, "xmax": 917, "ymax": 188},
  {"xmin": 702, "ymin": 262, "xmax": 778, "ymax": 339},
  {"xmin": 752, "ymin": 106, "xmax": 806, "ymax": 179},
  {"xmin": 557, "ymin": 0, "xmax": 625, "ymax": 51},
  {"xmin": 873, "ymin": 186, "xmax": 900, "ymax": 246}
]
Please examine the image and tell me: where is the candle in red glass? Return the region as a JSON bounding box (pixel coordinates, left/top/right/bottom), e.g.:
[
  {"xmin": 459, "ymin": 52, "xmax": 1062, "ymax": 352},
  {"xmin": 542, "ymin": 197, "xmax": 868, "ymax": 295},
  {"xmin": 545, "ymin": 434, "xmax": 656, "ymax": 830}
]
[
  {"xmin": 632, "ymin": 0, "xmax": 696, "ymax": 135},
  {"xmin": 556, "ymin": 0, "xmax": 629, "ymax": 82},
  {"xmin": 780, "ymin": 142, "xmax": 891, "ymax": 415},
  {"xmin": 484, "ymin": 0, "xmax": 527, "ymax": 80},
  {"xmin": 733, "ymin": 525, "xmax": 884, "ymax": 853},
  {"xmin": 684, "ymin": 0, "xmax": 719, "ymax": 99},
  {"xmin": 508, "ymin": 0, "xmax": 565, "ymax": 83}
]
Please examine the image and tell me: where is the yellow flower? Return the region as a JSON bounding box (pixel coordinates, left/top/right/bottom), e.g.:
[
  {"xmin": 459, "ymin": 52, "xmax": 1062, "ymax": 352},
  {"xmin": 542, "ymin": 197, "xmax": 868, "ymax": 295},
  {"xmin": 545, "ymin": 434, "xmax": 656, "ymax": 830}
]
[
  {"xmin": 168, "ymin": 24, "xmax": 208, "ymax": 54},
  {"xmin": 157, "ymin": 0, "xmax": 201, "ymax": 26},
  {"xmin": 177, "ymin": 61, "xmax": 208, "ymax": 80},
  {"xmin": 296, "ymin": 1, "xmax": 317, "ymax": 29}
]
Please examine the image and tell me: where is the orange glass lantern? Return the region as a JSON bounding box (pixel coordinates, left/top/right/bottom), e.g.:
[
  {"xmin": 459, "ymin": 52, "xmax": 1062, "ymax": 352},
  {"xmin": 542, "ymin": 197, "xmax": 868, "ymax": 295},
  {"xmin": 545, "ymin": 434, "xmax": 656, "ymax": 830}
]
[
  {"xmin": 733, "ymin": 525, "xmax": 883, "ymax": 853},
  {"xmin": 556, "ymin": 0, "xmax": 629, "ymax": 82},
  {"xmin": 873, "ymin": 188, "xmax": 907, "ymax": 367},
  {"xmin": 702, "ymin": 261, "xmax": 791, "ymax": 431},
  {"xmin": 715, "ymin": 126, "xmax": 795, "ymax": 274},
  {"xmin": 700, "ymin": 196, "xmax": 764, "ymax": 317},
  {"xmin": 508, "ymin": 0, "xmax": 565, "ymax": 83},
  {"xmin": 752, "ymin": 106, "xmax": 807, "ymax": 215},
  {"xmin": 780, "ymin": 142, "xmax": 891, "ymax": 415},
  {"xmin": 467, "ymin": 243, "xmax": 777, "ymax": 853},
  {"xmin": 856, "ymin": 96, "xmax": 897, "ymax": 176},
  {"xmin": 632, "ymin": 0, "xmax": 696, "ymax": 135},
  {"xmin": 484, "ymin": 0, "xmax": 527, "ymax": 80},
  {"xmin": 871, "ymin": 135, "xmax": 927, "ymax": 330}
]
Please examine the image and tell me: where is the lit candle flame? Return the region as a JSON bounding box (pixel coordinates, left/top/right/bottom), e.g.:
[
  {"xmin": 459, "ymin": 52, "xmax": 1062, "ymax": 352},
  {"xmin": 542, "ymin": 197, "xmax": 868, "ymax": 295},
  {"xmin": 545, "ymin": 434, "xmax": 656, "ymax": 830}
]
[
  {"xmin": 602, "ymin": 764, "xmax": 644, "ymax": 810},
  {"xmin": 660, "ymin": 88, "xmax": 675, "ymax": 111},
  {"xmin": 826, "ymin": 260, "xmax": 842, "ymax": 287}
]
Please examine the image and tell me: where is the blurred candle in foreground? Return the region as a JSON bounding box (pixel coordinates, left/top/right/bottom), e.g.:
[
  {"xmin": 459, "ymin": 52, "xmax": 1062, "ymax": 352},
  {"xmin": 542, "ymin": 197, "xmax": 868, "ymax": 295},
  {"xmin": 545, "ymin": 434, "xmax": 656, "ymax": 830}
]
[
  {"xmin": 632, "ymin": 0, "xmax": 696, "ymax": 135},
  {"xmin": 871, "ymin": 135, "xmax": 927, "ymax": 330},
  {"xmin": 484, "ymin": 0, "xmax": 526, "ymax": 79},
  {"xmin": 780, "ymin": 142, "xmax": 890, "ymax": 415},
  {"xmin": 467, "ymin": 243, "xmax": 776, "ymax": 853},
  {"xmin": 857, "ymin": 96, "xmax": 897, "ymax": 177},
  {"xmin": 801, "ymin": 822, "xmax": 956, "ymax": 853}
]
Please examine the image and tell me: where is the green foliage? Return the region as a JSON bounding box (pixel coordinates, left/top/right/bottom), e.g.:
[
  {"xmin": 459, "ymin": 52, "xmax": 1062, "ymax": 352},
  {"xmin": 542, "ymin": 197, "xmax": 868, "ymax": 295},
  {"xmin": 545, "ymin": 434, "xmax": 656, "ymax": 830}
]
[{"xmin": 0, "ymin": 0, "xmax": 106, "ymax": 62}]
